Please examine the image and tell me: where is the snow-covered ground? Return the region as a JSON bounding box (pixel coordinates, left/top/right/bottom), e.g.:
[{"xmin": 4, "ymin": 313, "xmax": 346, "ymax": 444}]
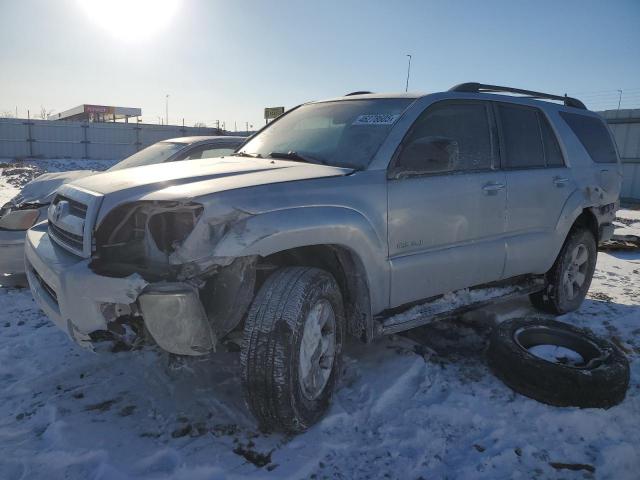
[{"xmin": 1, "ymin": 161, "xmax": 639, "ymax": 479}]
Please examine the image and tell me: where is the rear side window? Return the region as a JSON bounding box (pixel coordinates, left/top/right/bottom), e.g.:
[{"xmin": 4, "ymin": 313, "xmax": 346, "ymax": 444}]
[
  {"xmin": 497, "ymin": 104, "xmax": 545, "ymax": 168},
  {"xmin": 395, "ymin": 101, "xmax": 494, "ymax": 175},
  {"xmin": 559, "ymin": 112, "xmax": 618, "ymax": 164}
]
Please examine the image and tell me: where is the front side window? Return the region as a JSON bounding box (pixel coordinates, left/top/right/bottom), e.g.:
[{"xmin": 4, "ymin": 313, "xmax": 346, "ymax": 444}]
[
  {"xmin": 393, "ymin": 101, "xmax": 494, "ymax": 176},
  {"xmin": 238, "ymin": 99, "xmax": 413, "ymax": 169},
  {"xmin": 109, "ymin": 142, "xmax": 185, "ymax": 171},
  {"xmin": 497, "ymin": 104, "xmax": 545, "ymax": 168},
  {"xmin": 560, "ymin": 112, "xmax": 618, "ymax": 164},
  {"xmin": 183, "ymin": 146, "xmax": 237, "ymax": 160}
]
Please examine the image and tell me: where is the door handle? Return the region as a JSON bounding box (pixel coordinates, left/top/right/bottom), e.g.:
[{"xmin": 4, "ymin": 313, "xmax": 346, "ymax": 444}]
[
  {"xmin": 482, "ymin": 182, "xmax": 505, "ymax": 195},
  {"xmin": 553, "ymin": 176, "xmax": 569, "ymax": 187}
]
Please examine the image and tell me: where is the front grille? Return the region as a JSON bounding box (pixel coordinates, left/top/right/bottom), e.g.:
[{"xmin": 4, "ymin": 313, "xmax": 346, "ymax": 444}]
[
  {"xmin": 48, "ymin": 221, "xmax": 84, "ymax": 252},
  {"xmin": 30, "ymin": 267, "xmax": 58, "ymax": 304},
  {"xmin": 53, "ymin": 194, "xmax": 88, "ymax": 219}
]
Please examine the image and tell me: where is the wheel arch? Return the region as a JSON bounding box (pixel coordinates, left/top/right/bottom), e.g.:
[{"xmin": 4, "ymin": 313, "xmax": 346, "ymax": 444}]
[
  {"xmin": 209, "ymin": 206, "xmax": 389, "ymax": 323},
  {"xmin": 555, "ymin": 190, "xmax": 602, "ymax": 247}
]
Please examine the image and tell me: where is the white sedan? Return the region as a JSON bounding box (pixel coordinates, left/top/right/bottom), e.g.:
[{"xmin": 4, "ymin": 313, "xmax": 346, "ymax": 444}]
[{"xmin": 0, "ymin": 136, "xmax": 245, "ymax": 285}]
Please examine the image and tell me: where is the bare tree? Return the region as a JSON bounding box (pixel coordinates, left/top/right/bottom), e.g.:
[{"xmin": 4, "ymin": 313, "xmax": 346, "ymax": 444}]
[
  {"xmin": 0, "ymin": 110, "xmax": 15, "ymax": 118},
  {"xmin": 193, "ymin": 122, "xmax": 207, "ymax": 128},
  {"xmin": 39, "ymin": 106, "xmax": 54, "ymax": 120}
]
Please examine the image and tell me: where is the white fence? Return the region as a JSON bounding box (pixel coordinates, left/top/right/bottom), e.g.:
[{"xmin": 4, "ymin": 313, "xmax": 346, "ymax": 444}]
[
  {"xmin": 0, "ymin": 118, "xmax": 220, "ymax": 160},
  {"xmin": 601, "ymin": 109, "xmax": 640, "ymax": 202}
]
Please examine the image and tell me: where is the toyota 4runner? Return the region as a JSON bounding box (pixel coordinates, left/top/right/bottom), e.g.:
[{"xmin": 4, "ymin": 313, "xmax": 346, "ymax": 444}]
[{"xmin": 25, "ymin": 83, "xmax": 621, "ymax": 432}]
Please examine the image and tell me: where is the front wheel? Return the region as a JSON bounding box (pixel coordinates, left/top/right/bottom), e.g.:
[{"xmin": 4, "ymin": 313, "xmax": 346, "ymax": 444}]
[
  {"xmin": 240, "ymin": 267, "xmax": 344, "ymax": 432},
  {"xmin": 530, "ymin": 228, "xmax": 597, "ymax": 314}
]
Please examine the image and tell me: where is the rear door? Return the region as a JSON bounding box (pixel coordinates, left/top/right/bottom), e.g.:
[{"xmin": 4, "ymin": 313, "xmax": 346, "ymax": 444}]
[
  {"xmin": 387, "ymin": 100, "xmax": 507, "ymax": 307},
  {"xmin": 496, "ymin": 103, "xmax": 574, "ymax": 277}
]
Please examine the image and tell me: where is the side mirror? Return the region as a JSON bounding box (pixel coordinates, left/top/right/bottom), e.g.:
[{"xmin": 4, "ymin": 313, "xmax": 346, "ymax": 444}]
[{"xmin": 393, "ymin": 136, "xmax": 459, "ymax": 177}]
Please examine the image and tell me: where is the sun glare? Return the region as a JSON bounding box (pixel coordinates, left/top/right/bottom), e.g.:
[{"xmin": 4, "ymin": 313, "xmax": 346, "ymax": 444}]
[{"xmin": 77, "ymin": 0, "xmax": 182, "ymax": 42}]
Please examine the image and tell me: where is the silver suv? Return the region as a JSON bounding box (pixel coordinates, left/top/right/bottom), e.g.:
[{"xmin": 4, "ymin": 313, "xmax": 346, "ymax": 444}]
[{"xmin": 25, "ymin": 83, "xmax": 621, "ymax": 432}]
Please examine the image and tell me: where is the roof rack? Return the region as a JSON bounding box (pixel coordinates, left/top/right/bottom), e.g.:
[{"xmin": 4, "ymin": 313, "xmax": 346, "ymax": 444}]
[
  {"xmin": 345, "ymin": 91, "xmax": 373, "ymax": 96},
  {"xmin": 449, "ymin": 82, "xmax": 586, "ymax": 110}
]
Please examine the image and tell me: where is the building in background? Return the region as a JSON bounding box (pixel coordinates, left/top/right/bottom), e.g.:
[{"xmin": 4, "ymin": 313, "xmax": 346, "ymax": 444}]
[
  {"xmin": 48, "ymin": 104, "xmax": 141, "ymax": 123},
  {"xmin": 601, "ymin": 109, "xmax": 640, "ymax": 203}
]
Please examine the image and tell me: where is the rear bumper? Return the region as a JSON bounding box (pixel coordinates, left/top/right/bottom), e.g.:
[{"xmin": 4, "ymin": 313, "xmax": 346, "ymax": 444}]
[{"xmin": 25, "ymin": 222, "xmax": 213, "ymax": 354}]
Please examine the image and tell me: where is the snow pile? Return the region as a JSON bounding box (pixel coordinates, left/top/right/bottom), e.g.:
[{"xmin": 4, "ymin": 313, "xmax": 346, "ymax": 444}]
[
  {"xmin": 617, "ymin": 208, "xmax": 640, "ymax": 222},
  {"xmin": 528, "ymin": 344, "xmax": 585, "ymax": 366},
  {"xmin": 0, "ymin": 255, "xmax": 638, "ymax": 478},
  {"xmin": 0, "ymin": 158, "xmax": 117, "ymax": 190},
  {"xmin": 613, "ymin": 208, "xmax": 640, "ymax": 242}
]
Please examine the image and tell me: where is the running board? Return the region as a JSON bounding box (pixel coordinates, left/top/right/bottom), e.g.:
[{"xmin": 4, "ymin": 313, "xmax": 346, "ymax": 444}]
[{"xmin": 376, "ymin": 276, "xmax": 545, "ymax": 337}]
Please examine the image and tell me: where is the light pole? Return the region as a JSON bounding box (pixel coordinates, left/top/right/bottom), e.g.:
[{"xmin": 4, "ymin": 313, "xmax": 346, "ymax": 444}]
[
  {"xmin": 405, "ymin": 54, "xmax": 412, "ymax": 92},
  {"xmin": 165, "ymin": 94, "xmax": 170, "ymax": 125},
  {"xmin": 617, "ymin": 89, "xmax": 623, "ymax": 110}
]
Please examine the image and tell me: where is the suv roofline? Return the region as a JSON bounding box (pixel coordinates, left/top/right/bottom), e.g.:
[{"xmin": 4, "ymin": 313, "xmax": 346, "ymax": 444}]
[
  {"xmin": 449, "ymin": 82, "xmax": 586, "ymax": 109},
  {"xmin": 311, "ymin": 83, "xmax": 590, "ymax": 111},
  {"xmin": 162, "ymin": 135, "xmax": 247, "ymax": 145}
]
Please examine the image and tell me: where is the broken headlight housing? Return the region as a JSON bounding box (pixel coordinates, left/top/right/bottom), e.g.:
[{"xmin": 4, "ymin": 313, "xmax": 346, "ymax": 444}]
[
  {"xmin": 0, "ymin": 195, "xmax": 44, "ymax": 231},
  {"xmin": 93, "ymin": 201, "xmax": 204, "ymax": 272}
]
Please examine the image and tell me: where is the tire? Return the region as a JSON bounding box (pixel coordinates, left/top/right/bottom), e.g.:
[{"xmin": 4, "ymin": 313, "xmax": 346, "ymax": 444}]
[
  {"xmin": 530, "ymin": 228, "xmax": 597, "ymax": 314},
  {"xmin": 487, "ymin": 318, "xmax": 629, "ymax": 408},
  {"xmin": 240, "ymin": 267, "xmax": 345, "ymax": 432}
]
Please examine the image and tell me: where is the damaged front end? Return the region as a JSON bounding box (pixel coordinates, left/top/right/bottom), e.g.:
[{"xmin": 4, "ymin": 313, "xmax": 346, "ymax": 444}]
[{"xmin": 85, "ymin": 200, "xmax": 256, "ymax": 356}]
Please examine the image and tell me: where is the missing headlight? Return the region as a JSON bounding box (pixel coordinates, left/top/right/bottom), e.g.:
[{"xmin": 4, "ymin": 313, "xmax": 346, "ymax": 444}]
[
  {"xmin": 93, "ymin": 201, "xmax": 203, "ymax": 275},
  {"xmin": 148, "ymin": 208, "xmax": 202, "ymax": 254}
]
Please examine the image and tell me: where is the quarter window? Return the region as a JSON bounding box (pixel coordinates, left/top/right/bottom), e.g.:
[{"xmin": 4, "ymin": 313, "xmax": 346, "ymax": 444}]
[
  {"xmin": 560, "ymin": 112, "xmax": 618, "ymax": 164},
  {"xmin": 540, "ymin": 115, "xmax": 564, "ymax": 167},
  {"xmin": 394, "ymin": 102, "xmax": 493, "ymax": 175}
]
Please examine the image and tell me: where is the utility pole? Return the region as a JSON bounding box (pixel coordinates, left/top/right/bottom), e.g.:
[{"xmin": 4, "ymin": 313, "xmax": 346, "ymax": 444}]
[
  {"xmin": 617, "ymin": 89, "xmax": 623, "ymax": 110},
  {"xmin": 245, "ymin": 121, "xmax": 249, "ymax": 133},
  {"xmin": 405, "ymin": 54, "xmax": 412, "ymax": 92},
  {"xmin": 165, "ymin": 94, "xmax": 169, "ymax": 126}
]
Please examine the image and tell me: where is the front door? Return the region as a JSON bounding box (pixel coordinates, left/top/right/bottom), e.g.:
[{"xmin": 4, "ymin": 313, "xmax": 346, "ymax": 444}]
[{"xmin": 387, "ymin": 100, "xmax": 507, "ymax": 308}]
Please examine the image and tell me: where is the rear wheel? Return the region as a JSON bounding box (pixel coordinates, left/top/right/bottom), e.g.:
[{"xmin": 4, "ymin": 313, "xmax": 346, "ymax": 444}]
[
  {"xmin": 240, "ymin": 267, "xmax": 344, "ymax": 432},
  {"xmin": 530, "ymin": 228, "xmax": 597, "ymax": 314}
]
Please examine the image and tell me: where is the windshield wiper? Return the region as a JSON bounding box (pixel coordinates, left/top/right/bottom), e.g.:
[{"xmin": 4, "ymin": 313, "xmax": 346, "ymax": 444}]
[
  {"xmin": 267, "ymin": 151, "xmax": 328, "ymax": 165},
  {"xmin": 231, "ymin": 152, "xmax": 263, "ymax": 158}
]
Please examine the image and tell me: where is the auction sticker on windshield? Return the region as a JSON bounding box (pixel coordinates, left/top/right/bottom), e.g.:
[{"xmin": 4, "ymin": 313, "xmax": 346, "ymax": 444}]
[{"xmin": 353, "ymin": 114, "xmax": 400, "ymax": 125}]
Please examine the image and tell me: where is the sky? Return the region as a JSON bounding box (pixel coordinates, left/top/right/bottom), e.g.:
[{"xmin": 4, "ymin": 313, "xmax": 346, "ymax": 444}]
[{"xmin": 1, "ymin": 0, "xmax": 639, "ymax": 130}]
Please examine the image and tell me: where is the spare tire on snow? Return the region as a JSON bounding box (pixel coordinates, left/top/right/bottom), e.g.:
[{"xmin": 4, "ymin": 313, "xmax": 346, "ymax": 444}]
[{"xmin": 487, "ymin": 318, "xmax": 629, "ymax": 408}]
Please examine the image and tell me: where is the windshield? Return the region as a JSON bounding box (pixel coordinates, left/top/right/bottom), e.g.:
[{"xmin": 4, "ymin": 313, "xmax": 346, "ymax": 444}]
[
  {"xmin": 238, "ymin": 99, "xmax": 413, "ymax": 169},
  {"xmin": 108, "ymin": 142, "xmax": 185, "ymax": 171}
]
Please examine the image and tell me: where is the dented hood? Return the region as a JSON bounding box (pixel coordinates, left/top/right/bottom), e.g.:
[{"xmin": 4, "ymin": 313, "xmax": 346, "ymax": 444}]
[
  {"xmin": 19, "ymin": 170, "xmax": 97, "ymax": 203},
  {"xmin": 67, "ymin": 157, "xmax": 353, "ymax": 216}
]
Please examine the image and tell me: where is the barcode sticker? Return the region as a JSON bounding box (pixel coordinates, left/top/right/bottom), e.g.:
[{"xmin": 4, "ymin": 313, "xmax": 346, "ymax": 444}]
[{"xmin": 353, "ymin": 114, "xmax": 400, "ymax": 125}]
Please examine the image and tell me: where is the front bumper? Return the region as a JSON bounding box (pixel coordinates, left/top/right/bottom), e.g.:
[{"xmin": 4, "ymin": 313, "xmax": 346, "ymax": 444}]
[
  {"xmin": 0, "ymin": 228, "xmax": 27, "ymax": 285},
  {"xmin": 25, "ymin": 223, "xmax": 214, "ymax": 354}
]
